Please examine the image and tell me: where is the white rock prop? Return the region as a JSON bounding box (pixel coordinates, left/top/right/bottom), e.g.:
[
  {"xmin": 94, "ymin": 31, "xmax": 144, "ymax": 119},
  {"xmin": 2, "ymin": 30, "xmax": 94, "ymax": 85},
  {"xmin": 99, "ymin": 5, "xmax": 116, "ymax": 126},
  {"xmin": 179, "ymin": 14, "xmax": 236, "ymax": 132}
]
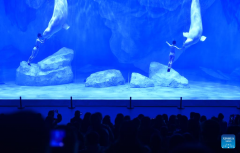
[
  {"xmin": 130, "ymin": 72, "xmax": 154, "ymax": 88},
  {"xmin": 85, "ymin": 69, "xmax": 125, "ymax": 88},
  {"xmin": 16, "ymin": 47, "xmax": 74, "ymax": 86},
  {"xmin": 149, "ymin": 62, "xmax": 189, "ymax": 88}
]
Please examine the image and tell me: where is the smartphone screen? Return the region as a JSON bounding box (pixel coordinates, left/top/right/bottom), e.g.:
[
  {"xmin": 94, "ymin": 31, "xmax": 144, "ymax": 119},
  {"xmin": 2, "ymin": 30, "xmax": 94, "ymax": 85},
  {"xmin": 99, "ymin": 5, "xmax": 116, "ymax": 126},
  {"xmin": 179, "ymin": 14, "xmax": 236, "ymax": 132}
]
[{"xmin": 50, "ymin": 130, "xmax": 66, "ymax": 147}]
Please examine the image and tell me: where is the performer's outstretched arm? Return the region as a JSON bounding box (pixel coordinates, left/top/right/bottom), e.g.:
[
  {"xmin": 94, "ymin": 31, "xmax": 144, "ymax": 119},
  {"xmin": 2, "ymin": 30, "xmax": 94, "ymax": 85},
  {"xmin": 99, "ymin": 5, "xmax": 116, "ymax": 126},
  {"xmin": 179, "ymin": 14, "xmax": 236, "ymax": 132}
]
[
  {"xmin": 166, "ymin": 41, "xmax": 172, "ymax": 47},
  {"xmin": 174, "ymin": 46, "xmax": 182, "ymax": 50}
]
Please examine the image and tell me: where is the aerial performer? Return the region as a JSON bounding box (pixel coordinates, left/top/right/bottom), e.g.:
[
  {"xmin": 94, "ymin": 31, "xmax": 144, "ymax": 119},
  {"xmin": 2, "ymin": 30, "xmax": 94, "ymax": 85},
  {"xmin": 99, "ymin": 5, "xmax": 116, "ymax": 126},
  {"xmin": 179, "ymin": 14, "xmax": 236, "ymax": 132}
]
[
  {"xmin": 27, "ymin": 33, "xmax": 45, "ymax": 66},
  {"xmin": 165, "ymin": 0, "xmax": 207, "ymax": 72},
  {"xmin": 28, "ymin": 0, "xmax": 70, "ymax": 66},
  {"xmin": 166, "ymin": 41, "xmax": 182, "ymax": 72},
  {"xmin": 182, "ymin": 0, "xmax": 206, "ymax": 49}
]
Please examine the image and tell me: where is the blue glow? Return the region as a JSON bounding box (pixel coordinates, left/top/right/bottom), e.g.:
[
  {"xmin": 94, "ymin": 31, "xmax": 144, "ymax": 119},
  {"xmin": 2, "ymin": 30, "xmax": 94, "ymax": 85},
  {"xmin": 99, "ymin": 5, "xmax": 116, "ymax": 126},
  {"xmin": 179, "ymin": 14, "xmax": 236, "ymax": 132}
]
[
  {"xmin": 50, "ymin": 130, "xmax": 65, "ymax": 147},
  {"xmin": 0, "ymin": 0, "xmax": 240, "ymax": 99}
]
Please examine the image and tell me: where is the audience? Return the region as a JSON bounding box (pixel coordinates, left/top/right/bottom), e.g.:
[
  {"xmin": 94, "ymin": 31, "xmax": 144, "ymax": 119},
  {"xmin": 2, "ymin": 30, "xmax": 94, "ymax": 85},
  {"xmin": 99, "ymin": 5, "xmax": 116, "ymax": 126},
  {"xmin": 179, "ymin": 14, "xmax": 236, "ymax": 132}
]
[
  {"xmin": 0, "ymin": 111, "xmax": 239, "ymax": 153},
  {"xmin": 218, "ymin": 113, "xmax": 227, "ymax": 134},
  {"xmin": 105, "ymin": 120, "xmax": 150, "ymax": 153},
  {"xmin": 0, "ymin": 111, "xmax": 49, "ymax": 153},
  {"xmin": 45, "ymin": 110, "xmax": 62, "ymax": 129},
  {"xmin": 79, "ymin": 131, "xmax": 105, "ymax": 153},
  {"xmin": 71, "ymin": 110, "xmax": 83, "ymax": 125}
]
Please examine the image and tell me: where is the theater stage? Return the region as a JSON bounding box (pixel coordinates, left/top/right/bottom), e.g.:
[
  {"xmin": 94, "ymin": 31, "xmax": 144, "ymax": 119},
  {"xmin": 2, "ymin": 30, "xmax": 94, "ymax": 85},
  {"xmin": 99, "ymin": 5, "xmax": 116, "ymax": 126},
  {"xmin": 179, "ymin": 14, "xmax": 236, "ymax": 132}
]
[{"xmin": 0, "ymin": 80, "xmax": 239, "ymax": 108}]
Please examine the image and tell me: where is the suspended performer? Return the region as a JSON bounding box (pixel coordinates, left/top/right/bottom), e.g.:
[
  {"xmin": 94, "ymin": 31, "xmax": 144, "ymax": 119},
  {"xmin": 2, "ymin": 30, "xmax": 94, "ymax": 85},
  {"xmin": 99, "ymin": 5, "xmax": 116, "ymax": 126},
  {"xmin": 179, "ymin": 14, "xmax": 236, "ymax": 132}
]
[
  {"xmin": 27, "ymin": 33, "xmax": 45, "ymax": 66},
  {"xmin": 27, "ymin": 0, "xmax": 69, "ymax": 66},
  {"xmin": 166, "ymin": 40, "xmax": 182, "ymax": 72}
]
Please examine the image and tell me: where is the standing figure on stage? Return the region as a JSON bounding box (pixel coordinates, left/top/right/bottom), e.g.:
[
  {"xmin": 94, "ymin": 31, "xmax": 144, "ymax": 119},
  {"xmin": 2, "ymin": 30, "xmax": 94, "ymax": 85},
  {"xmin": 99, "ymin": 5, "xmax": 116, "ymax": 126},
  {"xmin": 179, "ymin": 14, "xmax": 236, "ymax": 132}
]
[
  {"xmin": 166, "ymin": 40, "xmax": 182, "ymax": 72},
  {"xmin": 28, "ymin": 33, "xmax": 45, "ymax": 66}
]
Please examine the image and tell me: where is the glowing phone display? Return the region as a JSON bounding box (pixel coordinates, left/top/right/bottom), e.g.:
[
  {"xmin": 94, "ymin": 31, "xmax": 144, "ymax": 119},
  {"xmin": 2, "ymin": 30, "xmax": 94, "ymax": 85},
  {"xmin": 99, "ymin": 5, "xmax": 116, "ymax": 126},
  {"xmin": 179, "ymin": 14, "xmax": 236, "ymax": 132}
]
[{"xmin": 50, "ymin": 130, "xmax": 66, "ymax": 147}]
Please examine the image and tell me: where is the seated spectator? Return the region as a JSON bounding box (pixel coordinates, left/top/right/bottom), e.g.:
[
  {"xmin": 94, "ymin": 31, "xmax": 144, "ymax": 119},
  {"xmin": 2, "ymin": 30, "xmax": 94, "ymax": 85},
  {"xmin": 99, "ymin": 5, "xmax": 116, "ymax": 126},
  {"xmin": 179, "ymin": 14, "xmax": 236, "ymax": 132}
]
[
  {"xmin": 149, "ymin": 133, "xmax": 162, "ymax": 153},
  {"xmin": 226, "ymin": 125, "xmax": 240, "ymax": 136},
  {"xmin": 211, "ymin": 116, "xmax": 219, "ymax": 122},
  {"xmin": 201, "ymin": 119, "xmax": 221, "ymax": 153},
  {"xmin": 160, "ymin": 126, "xmax": 169, "ymax": 152},
  {"xmin": 79, "ymin": 131, "xmax": 105, "ymax": 153},
  {"xmin": 188, "ymin": 119, "xmax": 200, "ymax": 142},
  {"xmin": 81, "ymin": 112, "xmax": 91, "ymax": 134},
  {"xmin": 87, "ymin": 113, "xmax": 110, "ymax": 146},
  {"xmin": 190, "ymin": 112, "xmax": 195, "ymax": 119},
  {"xmin": 106, "ymin": 121, "xmax": 150, "ymax": 153},
  {"xmin": 132, "ymin": 117, "xmax": 141, "ymax": 129},
  {"xmin": 138, "ymin": 117, "xmax": 159, "ymax": 146},
  {"xmin": 176, "ymin": 114, "xmax": 182, "ymax": 129},
  {"xmin": 200, "ymin": 115, "xmax": 207, "ymax": 124},
  {"xmin": 114, "ymin": 113, "xmax": 124, "ymax": 139},
  {"xmin": 218, "ymin": 113, "xmax": 227, "ymax": 134},
  {"xmin": 103, "ymin": 115, "xmax": 114, "ymax": 132},
  {"xmin": 45, "ymin": 110, "xmax": 62, "ymax": 129},
  {"xmin": 0, "ymin": 111, "xmax": 49, "ymax": 153},
  {"xmin": 124, "ymin": 115, "xmax": 131, "ymax": 121},
  {"xmin": 138, "ymin": 114, "xmax": 144, "ymax": 120},
  {"xmin": 194, "ymin": 113, "xmax": 200, "ymax": 121},
  {"xmin": 70, "ymin": 110, "xmax": 83, "ymax": 125},
  {"xmin": 153, "ymin": 115, "xmax": 165, "ymax": 131},
  {"xmin": 96, "ymin": 112, "xmax": 114, "ymax": 144},
  {"xmin": 169, "ymin": 134, "xmax": 185, "ymax": 150},
  {"xmin": 162, "ymin": 114, "xmax": 169, "ymax": 124},
  {"xmin": 175, "ymin": 115, "xmax": 188, "ymax": 134},
  {"xmin": 169, "ymin": 115, "xmax": 177, "ymax": 126},
  {"xmin": 168, "ymin": 115, "xmax": 177, "ymax": 135},
  {"xmin": 183, "ymin": 132, "xmax": 194, "ymax": 143}
]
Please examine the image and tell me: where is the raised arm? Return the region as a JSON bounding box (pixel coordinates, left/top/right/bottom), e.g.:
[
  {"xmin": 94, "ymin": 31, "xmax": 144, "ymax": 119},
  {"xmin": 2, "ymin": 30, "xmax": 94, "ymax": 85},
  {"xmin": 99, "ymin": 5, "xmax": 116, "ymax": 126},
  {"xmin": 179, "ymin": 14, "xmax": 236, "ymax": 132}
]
[
  {"xmin": 37, "ymin": 38, "xmax": 45, "ymax": 43},
  {"xmin": 174, "ymin": 46, "xmax": 182, "ymax": 50},
  {"xmin": 40, "ymin": 39, "xmax": 46, "ymax": 43},
  {"xmin": 166, "ymin": 41, "xmax": 172, "ymax": 47}
]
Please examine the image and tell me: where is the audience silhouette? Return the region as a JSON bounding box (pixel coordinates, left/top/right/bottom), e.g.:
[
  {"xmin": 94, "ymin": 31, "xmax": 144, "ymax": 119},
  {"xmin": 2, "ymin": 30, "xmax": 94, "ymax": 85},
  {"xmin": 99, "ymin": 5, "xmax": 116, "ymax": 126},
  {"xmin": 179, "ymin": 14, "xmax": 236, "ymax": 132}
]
[{"xmin": 0, "ymin": 111, "xmax": 239, "ymax": 153}]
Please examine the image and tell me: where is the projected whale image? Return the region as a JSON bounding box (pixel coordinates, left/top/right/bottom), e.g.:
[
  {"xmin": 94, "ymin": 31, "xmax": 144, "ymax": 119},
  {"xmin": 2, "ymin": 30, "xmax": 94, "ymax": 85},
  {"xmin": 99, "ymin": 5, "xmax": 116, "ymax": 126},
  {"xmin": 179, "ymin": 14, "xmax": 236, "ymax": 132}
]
[
  {"xmin": 0, "ymin": 0, "xmax": 240, "ymax": 100},
  {"xmin": 183, "ymin": 0, "xmax": 206, "ymax": 49},
  {"xmin": 27, "ymin": 0, "xmax": 70, "ymax": 66},
  {"xmin": 43, "ymin": 0, "xmax": 70, "ymax": 39}
]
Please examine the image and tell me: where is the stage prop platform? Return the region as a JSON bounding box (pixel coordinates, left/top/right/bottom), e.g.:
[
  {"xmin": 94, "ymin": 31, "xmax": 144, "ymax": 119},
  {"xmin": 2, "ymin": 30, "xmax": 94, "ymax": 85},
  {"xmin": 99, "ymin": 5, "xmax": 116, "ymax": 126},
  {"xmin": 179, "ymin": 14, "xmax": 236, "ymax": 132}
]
[{"xmin": 0, "ymin": 97, "xmax": 240, "ymax": 109}]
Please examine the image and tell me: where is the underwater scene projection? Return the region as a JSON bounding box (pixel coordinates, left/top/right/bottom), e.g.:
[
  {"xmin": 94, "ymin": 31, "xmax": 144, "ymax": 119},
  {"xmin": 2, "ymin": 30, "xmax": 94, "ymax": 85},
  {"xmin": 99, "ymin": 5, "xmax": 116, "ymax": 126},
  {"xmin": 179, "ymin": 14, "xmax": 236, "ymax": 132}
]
[{"xmin": 0, "ymin": 0, "xmax": 240, "ymax": 99}]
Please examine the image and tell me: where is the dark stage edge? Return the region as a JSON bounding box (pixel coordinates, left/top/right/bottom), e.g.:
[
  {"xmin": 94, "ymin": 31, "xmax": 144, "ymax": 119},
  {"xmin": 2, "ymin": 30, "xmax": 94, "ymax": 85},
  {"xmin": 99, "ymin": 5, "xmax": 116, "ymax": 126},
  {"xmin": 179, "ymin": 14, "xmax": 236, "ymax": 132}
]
[{"xmin": 0, "ymin": 99, "xmax": 240, "ymax": 108}]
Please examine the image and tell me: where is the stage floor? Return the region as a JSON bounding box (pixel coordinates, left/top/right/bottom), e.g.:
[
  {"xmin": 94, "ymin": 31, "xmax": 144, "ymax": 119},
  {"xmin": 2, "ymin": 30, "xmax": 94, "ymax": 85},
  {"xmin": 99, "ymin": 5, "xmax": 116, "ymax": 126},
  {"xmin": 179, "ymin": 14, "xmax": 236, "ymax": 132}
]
[{"xmin": 0, "ymin": 80, "xmax": 240, "ymax": 100}]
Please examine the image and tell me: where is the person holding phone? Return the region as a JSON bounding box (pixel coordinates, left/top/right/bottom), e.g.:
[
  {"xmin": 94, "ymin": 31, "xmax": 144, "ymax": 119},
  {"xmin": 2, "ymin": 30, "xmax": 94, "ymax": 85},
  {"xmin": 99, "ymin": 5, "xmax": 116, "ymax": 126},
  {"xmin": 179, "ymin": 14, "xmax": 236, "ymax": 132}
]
[
  {"xmin": 70, "ymin": 110, "xmax": 83, "ymax": 124},
  {"xmin": 45, "ymin": 110, "xmax": 62, "ymax": 129}
]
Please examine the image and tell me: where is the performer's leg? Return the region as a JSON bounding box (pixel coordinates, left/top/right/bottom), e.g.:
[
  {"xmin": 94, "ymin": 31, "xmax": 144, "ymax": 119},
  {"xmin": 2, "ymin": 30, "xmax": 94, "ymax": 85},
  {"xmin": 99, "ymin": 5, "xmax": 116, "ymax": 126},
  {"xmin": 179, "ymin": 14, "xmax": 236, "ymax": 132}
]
[
  {"xmin": 169, "ymin": 56, "xmax": 175, "ymax": 69},
  {"xmin": 168, "ymin": 56, "xmax": 172, "ymax": 72},
  {"xmin": 28, "ymin": 56, "xmax": 33, "ymax": 66},
  {"xmin": 33, "ymin": 47, "xmax": 39, "ymax": 58},
  {"xmin": 28, "ymin": 47, "xmax": 38, "ymax": 65},
  {"xmin": 168, "ymin": 56, "xmax": 171, "ymax": 68}
]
